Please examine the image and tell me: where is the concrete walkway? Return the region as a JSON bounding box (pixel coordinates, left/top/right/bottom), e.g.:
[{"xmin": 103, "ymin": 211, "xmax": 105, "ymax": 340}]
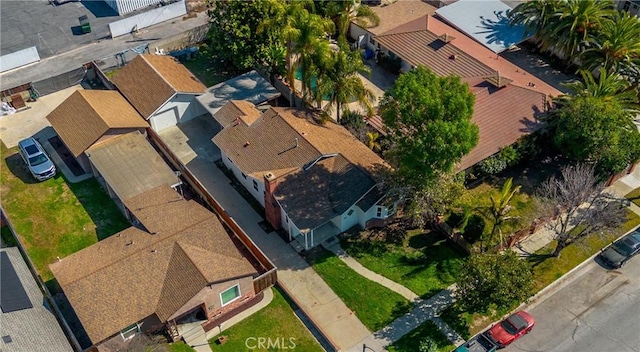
[
  {"xmin": 185, "ymin": 160, "xmax": 372, "ymax": 351},
  {"xmin": 513, "ymin": 166, "xmax": 640, "ymax": 256},
  {"xmin": 324, "ymin": 243, "xmax": 420, "ymax": 302}
]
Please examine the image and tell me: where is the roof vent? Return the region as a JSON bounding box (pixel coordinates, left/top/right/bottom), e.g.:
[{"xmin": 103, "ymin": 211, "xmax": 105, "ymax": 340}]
[
  {"xmin": 244, "ymin": 141, "xmax": 251, "ymax": 147},
  {"xmin": 439, "ymin": 33, "xmax": 455, "ymax": 43},
  {"xmin": 449, "ymin": 53, "xmax": 458, "ymax": 60},
  {"xmin": 483, "ymin": 72, "xmax": 512, "ymax": 88}
]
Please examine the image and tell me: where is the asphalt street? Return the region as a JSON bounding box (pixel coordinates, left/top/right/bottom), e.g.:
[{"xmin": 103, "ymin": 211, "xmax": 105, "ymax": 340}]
[{"xmin": 506, "ymin": 255, "xmax": 640, "ymax": 352}]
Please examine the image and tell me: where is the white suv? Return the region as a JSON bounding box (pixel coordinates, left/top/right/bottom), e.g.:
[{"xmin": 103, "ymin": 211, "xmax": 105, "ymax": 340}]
[{"xmin": 18, "ymin": 137, "xmax": 56, "ymax": 181}]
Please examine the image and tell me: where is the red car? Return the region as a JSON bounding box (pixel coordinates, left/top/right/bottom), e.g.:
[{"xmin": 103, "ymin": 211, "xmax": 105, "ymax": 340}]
[{"xmin": 484, "ymin": 311, "xmax": 534, "ymax": 348}]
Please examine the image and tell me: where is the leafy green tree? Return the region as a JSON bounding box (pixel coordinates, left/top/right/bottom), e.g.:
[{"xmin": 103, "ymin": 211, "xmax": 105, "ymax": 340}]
[
  {"xmin": 537, "ymin": 164, "xmax": 627, "ymax": 257},
  {"xmin": 379, "ymin": 66, "xmax": 478, "ymax": 188},
  {"xmin": 293, "ymin": 11, "xmax": 334, "ymax": 101},
  {"xmin": 551, "ymin": 95, "xmax": 640, "ymax": 174},
  {"xmin": 419, "ymin": 338, "xmax": 439, "ymax": 352},
  {"xmin": 314, "ymin": 45, "xmax": 374, "ymax": 123},
  {"xmin": 456, "ymin": 251, "xmax": 534, "ymax": 313},
  {"xmin": 581, "ymin": 11, "xmax": 640, "ymax": 73},
  {"xmin": 205, "ymin": 0, "xmax": 283, "ymax": 72},
  {"xmin": 406, "ymin": 171, "xmax": 466, "ymax": 228},
  {"xmin": 326, "ymin": 0, "xmax": 379, "ymax": 40},
  {"xmin": 483, "ymin": 178, "xmax": 521, "ymax": 252}
]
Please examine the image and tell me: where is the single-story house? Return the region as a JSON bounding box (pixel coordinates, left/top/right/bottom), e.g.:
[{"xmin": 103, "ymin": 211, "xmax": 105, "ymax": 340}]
[
  {"xmin": 212, "ymin": 102, "xmax": 393, "ymax": 249},
  {"xmin": 85, "ymin": 130, "xmax": 181, "ymax": 220},
  {"xmin": 1, "ymin": 247, "xmax": 74, "ymax": 352},
  {"xmin": 363, "ymin": 15, "xmax": 561, "ymax": 170},
  {"xmin": 50, "ymin": 185, "xmax": 259, "ymax": 348},
  {"xmin": 46, "ymin": 90, "xmax": 149, "ymax": 173},
  {"xmin": 112, "ymin": 54, "xmax": 208, "ymax": 132},
  {"xmin": 195, "ymin": 70, "xmax": 281, "ymax": 130},
  {"xmin": 349, "ymin": 0, "xmax": 437, "ymax": 52}
]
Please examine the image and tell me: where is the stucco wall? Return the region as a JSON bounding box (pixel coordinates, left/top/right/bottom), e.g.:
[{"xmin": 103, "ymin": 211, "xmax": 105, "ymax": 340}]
[
  {"xmin": 168, "ymin": 276, "xmax": 255, "ymax": 322},
  {"xmin": 220, "ymin": 150, "xmax": 265, "ymax": 207}
]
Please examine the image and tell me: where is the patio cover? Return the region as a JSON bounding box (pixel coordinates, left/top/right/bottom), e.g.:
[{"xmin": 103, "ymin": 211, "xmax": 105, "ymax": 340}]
[
  {"xmin": 196, "ymin": 70, "xmax": 280, "ymax": 117},
  {"xmin": 85, "ymin": 131, "xmax": 180, "ymax": 202},
  {"xmin": 435, "ymin": 0, "xmax": 531, "ymax": 53}
]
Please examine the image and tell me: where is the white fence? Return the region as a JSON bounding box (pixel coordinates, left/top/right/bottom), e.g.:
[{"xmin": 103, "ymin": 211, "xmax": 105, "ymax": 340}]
[
  {"xmin": 0, "ymin": 47, "xmax": 40, "ymax": 73},
  {"xmin": 108, "ymin": 0, "xmax": 187, "ymax": 38}
]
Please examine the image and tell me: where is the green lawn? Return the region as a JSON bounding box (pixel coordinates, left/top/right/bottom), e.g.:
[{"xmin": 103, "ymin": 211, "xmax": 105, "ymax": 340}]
[
  {"xmin": 626, "ymin": 187, "xmax": 640, "ymax": 207},
  {"xmin": 309, "ymin": 249, "xmax": 413, "ymax": 332},
  {"xmin": 450, "ymin": 182, "xmax": 539, "ymax": 248},
  {"xmin": 342, "ymin": 230, "xmax": 465, "ymax": 298},
  {"xmin": 529, "ymin": 209, "xmax": 640, "ymax": 292},
  {"xmin": 209, "ymin": 288, "xmax": 324, "ymax": 352},
  {"xmin": 441, "ymin": 209, "xmax": 640, "ymax": 338},
  {"xmin": 169, "ymin": 341, "xmax": 196, "ymax": 352},
  {"xmin": 182, "ymin": 52, "xmax": 234, "ymax": 87},
  {"xmin": 387, "ymin": 320, "xmax": 455, "ymax": 352},
  {"xmin": 0, "ymin": 144, "xmax": 129, "ymax": 282}
]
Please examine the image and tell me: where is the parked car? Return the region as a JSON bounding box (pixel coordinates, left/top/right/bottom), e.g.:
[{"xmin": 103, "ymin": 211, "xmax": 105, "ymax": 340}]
[
  {"xmin": 485, "ymin": 311, "xmax": 534, "ymax": 348},
  {"xmin": 598, "ymin": 228, "xmax": 640, "ymax": 269},
  {"xmin": 18, "ymin": 137, "xmax": 56, "ymax": 181},
  {"xmin": 454, "ymin": 333, "xmax": 497, "ymax": 352}
]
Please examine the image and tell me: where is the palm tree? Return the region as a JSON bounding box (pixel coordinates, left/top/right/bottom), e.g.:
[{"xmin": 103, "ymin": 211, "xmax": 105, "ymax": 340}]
[
  {"xmin": 580, "ymin": 11, "xmax": 640, "ymax": 73},
  {"xmin": 314, "ymin": 45, "xmax": 374, "ymax": 123},
  {"xmin": 366, "ymin": 131, "xmax": 381, "ymax": 151},
  {"xmin": 484, "ymin": 178, "xmax": 521, "ymax": 252},
  {"xmin": 293, "ymin": 12, "xmax": 334, "ymax": 102},
  {"xmin": 559, "ymin": 68, "xmax": 640, "ymax": 113},
  {"xmin": 260, "ymin": 1, "xmax": 315, "ymax": 97},
  {"xmin": 545, "ymin": 0, "xmax": 615, "ymax": 59},
  {"xmin": 327, "ymin": 0, "xmax": 380, "ymax": 40},
  {"xmin": 509, "ymin": 0, "xmax": 564, "ymax": 49}
]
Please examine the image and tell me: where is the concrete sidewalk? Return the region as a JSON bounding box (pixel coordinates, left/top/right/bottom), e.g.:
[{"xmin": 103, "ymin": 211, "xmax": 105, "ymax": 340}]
[
  {"xmin": 185, "ymin": 159, "xmax": 372, "ymax": 351},
  {"xmin": 513, "ymin": 166, "xmax": 640, "ymax": 256}
]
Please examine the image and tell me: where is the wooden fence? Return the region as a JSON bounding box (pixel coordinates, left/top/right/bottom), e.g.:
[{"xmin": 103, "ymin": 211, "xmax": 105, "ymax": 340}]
[{"xmin": 146, "ymin": 129, "xmax": 277, "ymax": 292}]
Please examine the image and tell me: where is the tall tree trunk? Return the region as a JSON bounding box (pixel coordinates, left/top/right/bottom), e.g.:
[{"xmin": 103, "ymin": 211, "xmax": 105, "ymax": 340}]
[
  {"xmin": 336, "ymin": 101, "xmax": 341, "ymax": 124},
  {"xmin": 485, "ymin": 224, "xmax": 498, "ymax": 253},
  {"xmin": 286, "ymin": 42, "xmax": 295, "ymax": 97},
  {"xmin": 552, "ymin": 240, "xmax": 567, "ymax": 257}
]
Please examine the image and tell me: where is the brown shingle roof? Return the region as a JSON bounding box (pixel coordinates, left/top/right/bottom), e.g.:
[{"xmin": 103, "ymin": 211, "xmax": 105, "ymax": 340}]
[
  {"xmin": 274, "ymin": 154, "xmax": 376, "ymax": 231},
  {"xmin": 213, "ymin": 106, "xmax": 387, "ymax": 178},
  {"xmin": 46, "ymin": 90, "xmax": 148, "ymax": 157},
  {"xmin": 112, "ymin": 54, "xmax": 206, "ymax": 118},
  {"xmin": 50, "ymin": 186, "xmax": 257, "ymax": 344},
  {"xmin": 457, "ymin": 77, "xmax": 547, "ymax": 170},
  {"xmin": 213, "ymin": 100, "xmax": 262, "ymax": 127},
  {"xmin": 356, "ymin": 0, "xmax": 437, "ymax": 36}
]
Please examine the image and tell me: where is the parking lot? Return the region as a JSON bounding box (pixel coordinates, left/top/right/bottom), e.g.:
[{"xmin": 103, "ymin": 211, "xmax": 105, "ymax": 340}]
[{"xmin": 1, "ymin": 0, "xmax": 121, "ymax": 58}]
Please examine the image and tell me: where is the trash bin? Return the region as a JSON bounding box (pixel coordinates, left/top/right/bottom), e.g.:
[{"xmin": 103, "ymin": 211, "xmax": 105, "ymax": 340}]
[{"xmin": 79, "ymin": 15, "xmax": 91, "ymax": 34}]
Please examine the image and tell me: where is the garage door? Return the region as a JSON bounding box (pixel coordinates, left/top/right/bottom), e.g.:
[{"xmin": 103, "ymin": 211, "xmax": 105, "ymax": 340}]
[{"xmin": 151, "ymin": 110, "xmax": 178, "ymax": 132}]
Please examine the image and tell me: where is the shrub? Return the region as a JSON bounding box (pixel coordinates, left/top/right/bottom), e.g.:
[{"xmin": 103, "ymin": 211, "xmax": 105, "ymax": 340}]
[
  {"xmin": 462, "ymin": 215, "xmax": 485, "ymax": 244},
  {"xmin": 477, "ymin": 146, "xmax": 519, "ymax": 175}
]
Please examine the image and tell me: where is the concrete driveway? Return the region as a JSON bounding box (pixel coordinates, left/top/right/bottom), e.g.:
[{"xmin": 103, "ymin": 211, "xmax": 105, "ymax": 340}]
[{"xmin": 0, "ymin": 85, "xmax": 82, "ymax": 148}]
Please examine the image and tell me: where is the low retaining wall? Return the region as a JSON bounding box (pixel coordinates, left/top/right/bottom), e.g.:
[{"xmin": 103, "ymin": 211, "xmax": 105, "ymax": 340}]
[{"xmin": 109, "ymin": 0, "xmax": 187, "ymax": 38}]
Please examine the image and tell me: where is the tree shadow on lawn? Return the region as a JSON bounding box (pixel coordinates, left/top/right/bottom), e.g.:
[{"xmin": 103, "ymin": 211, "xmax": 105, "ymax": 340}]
[
  {"xmin": 65, "ymin": 177, "xmax": 130, "ymax": 241},
  {"xmin": 486, "ymin": 155, "xmax": 569, "ymax": 195}
]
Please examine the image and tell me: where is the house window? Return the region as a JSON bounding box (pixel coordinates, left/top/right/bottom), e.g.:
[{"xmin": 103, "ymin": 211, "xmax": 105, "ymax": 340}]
[
  {"xmin": 376, "ymin": 207, "xmax": 383, "ymax": 218},
  {"xmin": 285, "ymin": 216, "xmax": 289, "ymax": 223},
  {"xmin": 347, "ymin": 209, "xmax": 354, "ymax": 216},
  {"xmin": 369, "ymin": 36, "xmax": 375, "ymax": 45},
  {"xmin": 241, "ymin": 172, "xmax": 247, "ymax": 179},
  {"xmin": 253, "ymin": 180, "xmax": 258, "ymax": 191},
  {"xmin": 120, "ymin": 322, "xmax": 140, "ymax": 340},
  {"xmin": 227, "ymin": 157, "xmax": 233, "ymax": 163},
  {"xmin": 220, "ymin": 284, "xmax": 241, "ymax": 306}
]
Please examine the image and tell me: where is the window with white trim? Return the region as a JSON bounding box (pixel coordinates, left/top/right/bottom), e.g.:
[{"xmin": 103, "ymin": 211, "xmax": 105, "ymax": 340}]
[
  {"xmin": 120, "ymin": 322, "xmax": 140, "ymax": 340},
  {"xmin": 253, "ymin": 180, "xmax": 258, "ymax": 191},
  {"xmin": 376, "ymin": 207, "xmax": 383, "ymax": 217},
  {"xmin": 220, "ymin": 284, "xmax": 241, "ymax": 306}
]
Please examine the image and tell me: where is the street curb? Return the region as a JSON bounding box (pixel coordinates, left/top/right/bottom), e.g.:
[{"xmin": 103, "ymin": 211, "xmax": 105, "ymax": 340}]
[{"xmin": 519, "ymin": 223, "xmax": 640, "ymax": 313}]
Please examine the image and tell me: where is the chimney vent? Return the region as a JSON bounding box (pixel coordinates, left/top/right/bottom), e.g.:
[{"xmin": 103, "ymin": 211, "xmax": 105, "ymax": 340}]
[
  {"xmin": 244, "ymin": 141, "xmax": 251, "ymax": 147},
  {"xmin": 294, "ymin": 138, "xmax": 299, "ymax": 148}
]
